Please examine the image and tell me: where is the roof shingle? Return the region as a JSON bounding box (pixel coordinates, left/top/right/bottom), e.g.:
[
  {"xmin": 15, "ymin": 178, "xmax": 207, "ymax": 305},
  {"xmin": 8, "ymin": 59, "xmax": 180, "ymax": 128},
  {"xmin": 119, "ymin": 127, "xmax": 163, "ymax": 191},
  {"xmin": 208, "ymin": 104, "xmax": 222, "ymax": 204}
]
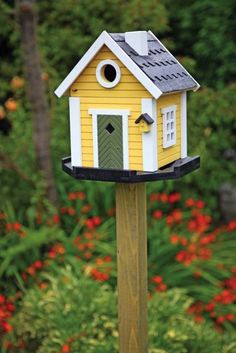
[{"xmin": 109, "ymin": 32, "xmax": 198, "ymax": 94}]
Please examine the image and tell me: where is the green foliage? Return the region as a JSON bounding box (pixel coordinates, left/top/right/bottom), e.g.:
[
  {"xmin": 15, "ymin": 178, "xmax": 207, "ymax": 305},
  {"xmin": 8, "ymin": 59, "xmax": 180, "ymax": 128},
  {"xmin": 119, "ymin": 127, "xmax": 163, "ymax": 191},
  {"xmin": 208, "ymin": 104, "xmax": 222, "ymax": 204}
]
[
  {"xmin": 38, "ymin": 0, "xmax": 168, "ymax": 78},
  {"xmin": 168, "ymin": 0, "xmax": 236, "ymax": 88},
  {"xmin": 185, "ymin": 84, "xmax": 236, "ymax": 209},
  {"xmin": 4, "ymin": 266, "xmax": 236, "ymax": 353}
]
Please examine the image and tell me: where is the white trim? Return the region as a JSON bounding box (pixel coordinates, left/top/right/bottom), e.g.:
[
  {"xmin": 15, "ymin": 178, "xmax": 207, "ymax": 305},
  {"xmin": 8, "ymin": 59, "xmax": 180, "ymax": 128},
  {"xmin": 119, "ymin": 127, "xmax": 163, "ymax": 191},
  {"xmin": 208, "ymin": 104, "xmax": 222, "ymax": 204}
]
[
  {"xmin": 141, "ymin": 98, "xmax": 158, "ymax": 171},
  {"xmin": 161, "ymin": 105, "xmax": 176, "ymax": 148},
  {"xmin": 88, "ymin": 108, "xmax": 130, "ymax": 169},
  {"xmin": 181, "ymin": 91, "xmax": 187, "ymax": 158},
  {"xmin": 148, "ymin": 31, "xmax": 200, "ymax": 92},
  {"xmin": 96, "ymin": 59, "xmax": 121, "ymax": 88},
  {"xmin": 55, "ymin": 31, "xmax": 162, "ymax": 99},
  {"xmin": 69, "ymin": 97, "xmax": 82, "ymax": 167}
]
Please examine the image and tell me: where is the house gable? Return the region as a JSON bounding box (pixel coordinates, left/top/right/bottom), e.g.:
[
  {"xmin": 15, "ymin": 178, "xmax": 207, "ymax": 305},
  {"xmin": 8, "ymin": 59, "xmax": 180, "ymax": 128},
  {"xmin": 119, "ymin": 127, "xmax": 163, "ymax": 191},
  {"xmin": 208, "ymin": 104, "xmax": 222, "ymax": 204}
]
[
  {"xmin": 70, "ymin": 45, "xmax": 152, "ymax": 171},
  {"xmin": 54, "ymin": 31, "xmax": 162, "ymax": 99}
]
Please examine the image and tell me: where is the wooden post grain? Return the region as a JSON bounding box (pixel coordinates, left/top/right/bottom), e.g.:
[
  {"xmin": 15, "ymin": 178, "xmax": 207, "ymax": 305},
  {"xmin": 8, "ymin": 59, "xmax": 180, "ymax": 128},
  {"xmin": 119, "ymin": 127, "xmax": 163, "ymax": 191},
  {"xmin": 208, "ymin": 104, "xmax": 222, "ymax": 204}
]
[{"xmin": 116, "ymin": 183, "xmax": 148, "ymax": 353}]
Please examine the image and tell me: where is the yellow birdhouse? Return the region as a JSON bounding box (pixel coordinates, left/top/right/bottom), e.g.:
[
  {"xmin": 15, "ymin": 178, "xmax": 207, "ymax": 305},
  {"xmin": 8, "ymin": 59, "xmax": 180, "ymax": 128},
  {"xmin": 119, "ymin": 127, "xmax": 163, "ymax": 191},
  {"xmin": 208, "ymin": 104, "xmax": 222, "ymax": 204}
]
[{"xmin": 55, "ymin": 30, "xmax": 200, "ymax": 182}]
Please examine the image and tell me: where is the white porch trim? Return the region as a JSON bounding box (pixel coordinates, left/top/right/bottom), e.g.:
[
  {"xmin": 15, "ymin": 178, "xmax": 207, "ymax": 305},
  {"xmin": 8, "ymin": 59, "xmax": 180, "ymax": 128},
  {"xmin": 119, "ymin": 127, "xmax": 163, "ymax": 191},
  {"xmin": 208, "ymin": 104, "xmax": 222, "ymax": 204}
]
[
  {"xmin": 180, "ymin": 91, "xmax": 187, "ymax": 158},
  {"xmin": 88, "ymin": 108, "xmax": 130, "ymax": 169},
  {"xmin": 69, "ymin": 97, "xmax": 82, "ymax": 167},
  {"xmin": 141, "ymin": 98, "xmax": 158, "ymax": 171}
]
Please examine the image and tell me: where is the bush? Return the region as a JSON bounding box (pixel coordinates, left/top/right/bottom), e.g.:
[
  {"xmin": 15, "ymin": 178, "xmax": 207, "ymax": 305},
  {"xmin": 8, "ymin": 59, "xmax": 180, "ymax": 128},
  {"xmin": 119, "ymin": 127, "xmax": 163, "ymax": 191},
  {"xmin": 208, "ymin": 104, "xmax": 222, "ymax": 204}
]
[{"xmin": 3, "ymin": 265, "xmax": 236, "ymax": 353}]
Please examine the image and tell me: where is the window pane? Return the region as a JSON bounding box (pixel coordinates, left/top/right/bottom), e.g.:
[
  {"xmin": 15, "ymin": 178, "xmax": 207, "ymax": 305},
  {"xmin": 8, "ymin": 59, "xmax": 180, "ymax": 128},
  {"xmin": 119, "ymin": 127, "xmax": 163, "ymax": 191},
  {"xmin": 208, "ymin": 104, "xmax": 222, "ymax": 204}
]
[
  {"xmin": 171, "ymin": 111, "xmax": 174, "ymax": 120},
  {"xmin": 167, "ymin": 123, "xmax": 170, "ymax": 131},
  {"xmin": 171, "ymin": 132, "xmax": 174, "ymax": 140},
  {"xmin": 167, "ymin": 112, "xmax": 170, "ymax": 120},
  {"xmin": 167, "ymin": 134, "xmax": 170, "ymax": 141},
  {"xmin": 171, "ymin": 122, "xmax": 174, "ymax": 129}
]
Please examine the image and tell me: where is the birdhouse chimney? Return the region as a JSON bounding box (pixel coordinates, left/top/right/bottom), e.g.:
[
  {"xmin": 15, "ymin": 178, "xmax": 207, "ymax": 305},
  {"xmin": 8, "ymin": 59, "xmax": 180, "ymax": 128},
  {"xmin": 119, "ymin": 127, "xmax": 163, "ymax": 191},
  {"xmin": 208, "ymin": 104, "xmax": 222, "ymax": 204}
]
[{"xmin": 125, "ymin": 31, "xmax": 148, "ymax": 56}]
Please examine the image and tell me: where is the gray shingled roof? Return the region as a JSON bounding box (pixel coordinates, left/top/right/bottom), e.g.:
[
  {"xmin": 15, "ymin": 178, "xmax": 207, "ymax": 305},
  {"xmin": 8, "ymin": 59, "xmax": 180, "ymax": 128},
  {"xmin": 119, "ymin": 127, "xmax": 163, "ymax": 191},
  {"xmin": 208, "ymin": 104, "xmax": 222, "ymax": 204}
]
[{"xmin": 109, "ymin": 33, "xmax": 198, "ymax": 94}]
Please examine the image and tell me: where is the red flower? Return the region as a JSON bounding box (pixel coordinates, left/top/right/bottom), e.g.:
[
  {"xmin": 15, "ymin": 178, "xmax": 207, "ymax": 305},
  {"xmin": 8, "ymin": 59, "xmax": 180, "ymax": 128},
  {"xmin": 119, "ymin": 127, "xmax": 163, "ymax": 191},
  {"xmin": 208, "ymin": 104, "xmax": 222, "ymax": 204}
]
[
  {"xmin": 153, "ymin": 210, "xmax": 163, "ymax": 219},
  {"xmin": 82, "ymin": 204, "xmax": 92, "ymax": 213},
  {"xmin": 33, "ymin": 260, "xmax": 43, "ymax": 269},
  {"xmin": 150, "ymin": 193, "xmax": 159, "ymax": 202},
  {"xmin": 205, "ymin": 302, "xmax": 215, "ymax": 312},
  {"xmin": 225, "ymin": 313, "xmax": 235, "ymax": 321},
  {"xmin": 216, "ymin": 316, "xmax": 225, "ymax": 324},
  {"xmin": 104, "ymin": 255, "xmax": 112, "ymax": 262},
  {"xmin": 1, "ymin": 321, "xmax": 13, "ymax": 332},
  {"xmin": 93, "ymin": 216, "xmax": 101, "ymax": 226},
  {"xmin": 195, "ymin": 200, "xmax": 205, "ymax": 209},
  {"xmin": 0, "ymin": 295, "xmax": 5, "ymax": 304},
  {"xmin": 85, "ymin": 219, "xmax": 94, "ymax": 229},
  {"xmin": 52, "ymin": 215, "xmax": 60, "ymax": 224},
  {"xmin": 168, "ymin": 192, "xmax": 181, "ymax": 203},
  {"xmin": 194, "ymin": 315, "xmax": 204, "ymax": 323},
  {"xmin": 159, "ymin": 193, "xmax": 168, "ymax": 203},
  {"xmin": 227, "ymin": 220, "xmax": 236, "ymax": 231},
  {"xmin": 152, "ymin": 276, "xmax": 163, "ymax": 284},
  {"xmin": 185, "ymin": 198, "xmax": 195, "ymax": 207},
  {"xmin": 6, "ymin": 303, "xmax": 15, "ymax": 312},
  {"xmin": 155, "ymin": 283, "xmax": 167, "ymax": 292},
  {"xmin": 13, "ymin": 223, "xmax": 22, "ymax": 231},
  {"xmin": 62, "ymin": 344, "xmax": 70, "ymax": 353},
  {"xmin": 67, "ymin": 207, "xmax": 76, "ymax": 216},
  {"xmin": 172, "ymin": 209, "xmax": 182, "ymax": 222},
  {"xmin": 176, "ymin": 251, "xmax": 185, "ymax": 262},
  {"xmin": 90, "ymin": 268, "xmax": 109, "ymax": 282}
]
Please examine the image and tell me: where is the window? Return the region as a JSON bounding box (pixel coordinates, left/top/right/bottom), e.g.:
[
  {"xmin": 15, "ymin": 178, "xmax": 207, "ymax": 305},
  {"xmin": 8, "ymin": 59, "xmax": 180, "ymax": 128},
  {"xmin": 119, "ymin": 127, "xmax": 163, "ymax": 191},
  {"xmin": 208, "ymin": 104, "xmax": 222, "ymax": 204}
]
[
  {"xmin": 162, "ymin": 105, "xmax": 176, "ymax": 148},
  {"xmin": 96, "ymin": 60, "xmax": 121, "ymax": 88}
]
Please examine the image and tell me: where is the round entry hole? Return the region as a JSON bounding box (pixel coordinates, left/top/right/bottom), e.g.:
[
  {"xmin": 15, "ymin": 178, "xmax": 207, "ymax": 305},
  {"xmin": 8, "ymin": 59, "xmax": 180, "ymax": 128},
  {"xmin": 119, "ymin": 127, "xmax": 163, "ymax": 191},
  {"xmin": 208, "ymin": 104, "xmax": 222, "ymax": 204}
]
[{"xmin": 103, "ymin": 65, "xmax": 117, "ymax": 82}]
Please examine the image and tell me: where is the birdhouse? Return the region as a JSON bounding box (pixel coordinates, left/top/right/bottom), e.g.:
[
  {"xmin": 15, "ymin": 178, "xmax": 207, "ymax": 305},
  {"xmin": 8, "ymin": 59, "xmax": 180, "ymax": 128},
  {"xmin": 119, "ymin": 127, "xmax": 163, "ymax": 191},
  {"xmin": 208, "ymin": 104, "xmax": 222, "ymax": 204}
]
[{"xmin": 55, "ymin": 31, "xmax": 200, "ymax": 182}]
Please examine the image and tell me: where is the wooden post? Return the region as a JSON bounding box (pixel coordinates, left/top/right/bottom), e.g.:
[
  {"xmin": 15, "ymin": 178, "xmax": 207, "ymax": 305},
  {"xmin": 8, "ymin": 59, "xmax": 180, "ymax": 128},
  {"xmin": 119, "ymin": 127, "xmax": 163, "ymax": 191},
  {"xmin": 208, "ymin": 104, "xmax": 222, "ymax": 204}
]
[{"xmin": 116, "ymin": 183, "xmax": 148, "ymax": 353}]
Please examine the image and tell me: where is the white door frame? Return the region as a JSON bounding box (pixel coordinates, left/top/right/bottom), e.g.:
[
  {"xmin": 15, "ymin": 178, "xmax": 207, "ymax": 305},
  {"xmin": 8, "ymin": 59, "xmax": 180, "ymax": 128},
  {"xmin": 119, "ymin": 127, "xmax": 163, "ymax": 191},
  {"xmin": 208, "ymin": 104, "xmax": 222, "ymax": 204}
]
[{"xmin": 88, "ymin": 108, "xmax": 130, "ymax": 169}]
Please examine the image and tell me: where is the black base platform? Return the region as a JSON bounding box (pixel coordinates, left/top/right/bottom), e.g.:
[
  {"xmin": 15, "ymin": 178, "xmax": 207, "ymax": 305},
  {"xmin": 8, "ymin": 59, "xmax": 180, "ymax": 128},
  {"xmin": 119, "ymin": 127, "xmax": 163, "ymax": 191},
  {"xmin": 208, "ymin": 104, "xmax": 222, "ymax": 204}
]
[{"xmin": 62, "ymin": 156, "xmax": 200, "ymax": 183}]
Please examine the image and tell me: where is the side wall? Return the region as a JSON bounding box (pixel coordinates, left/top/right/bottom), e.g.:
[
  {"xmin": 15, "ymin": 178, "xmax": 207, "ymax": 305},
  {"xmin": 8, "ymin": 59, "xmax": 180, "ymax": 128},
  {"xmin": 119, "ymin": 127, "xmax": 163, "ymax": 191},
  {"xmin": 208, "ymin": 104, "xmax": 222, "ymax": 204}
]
[
  {"xmin": 157, "ymin": 93, "xmax": 182, "ymax": 168},
  {"xmin": 70, "ymin": 45, "xmax": 151, "ymax": 171}
]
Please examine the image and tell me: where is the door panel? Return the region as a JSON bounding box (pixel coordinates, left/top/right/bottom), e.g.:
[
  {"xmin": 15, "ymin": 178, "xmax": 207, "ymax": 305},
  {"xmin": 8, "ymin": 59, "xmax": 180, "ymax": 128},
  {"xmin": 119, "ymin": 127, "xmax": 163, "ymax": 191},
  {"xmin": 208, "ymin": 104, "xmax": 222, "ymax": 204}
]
[{"xmin": 97, "ymin": 115, "xmax": 123, "ymax": 169}]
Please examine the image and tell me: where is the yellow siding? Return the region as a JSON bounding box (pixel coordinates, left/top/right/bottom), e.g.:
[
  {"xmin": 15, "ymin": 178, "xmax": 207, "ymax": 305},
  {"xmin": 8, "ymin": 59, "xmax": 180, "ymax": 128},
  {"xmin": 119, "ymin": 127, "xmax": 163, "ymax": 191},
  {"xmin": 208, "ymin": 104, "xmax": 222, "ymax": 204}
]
[
  {"xmin": 157, "ymin": 93, "xmax": 181, "ymax": 168},
  {"xmin": 70, "ymin": 45, "xmax": 151, "ymax": 171}
]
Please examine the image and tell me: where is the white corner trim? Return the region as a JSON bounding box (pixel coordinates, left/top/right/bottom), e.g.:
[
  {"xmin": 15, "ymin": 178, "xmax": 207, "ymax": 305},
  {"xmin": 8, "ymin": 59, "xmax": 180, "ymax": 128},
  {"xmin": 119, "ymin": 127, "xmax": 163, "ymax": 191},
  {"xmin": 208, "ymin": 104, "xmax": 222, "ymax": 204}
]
[
  {"xmin": 55, "ymin": 31, "xmax": 162, "ymax": 100},
  {"xmin": 141, "ymin": 98, "xmax": 158, "ymax": 171},
  {"xmin": 88, "ymin": 108, "xmax": 130, "ymax": 169},
  {"xmin": 96, "ymin": 59, "xmax": 121, "ymax": 88},
  {"xmin": 181, "ymin": 91, "xmax": 187, "ymax": 158},
  {"xmin": 69, "ymin": 97, "xmax": 82, "ymax": 167},
  {"xmin": 148, "ymin": 30, "xmax": 200, "ymax": 92}
]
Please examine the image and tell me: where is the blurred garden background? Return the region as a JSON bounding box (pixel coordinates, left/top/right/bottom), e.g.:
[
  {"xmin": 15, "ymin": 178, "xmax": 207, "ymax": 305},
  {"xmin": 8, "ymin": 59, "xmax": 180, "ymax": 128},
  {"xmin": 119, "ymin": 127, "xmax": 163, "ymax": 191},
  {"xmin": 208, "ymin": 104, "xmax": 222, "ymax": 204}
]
[{"xmin": 0, "ymin": 0, "xmax": 236, "ymax": 352}]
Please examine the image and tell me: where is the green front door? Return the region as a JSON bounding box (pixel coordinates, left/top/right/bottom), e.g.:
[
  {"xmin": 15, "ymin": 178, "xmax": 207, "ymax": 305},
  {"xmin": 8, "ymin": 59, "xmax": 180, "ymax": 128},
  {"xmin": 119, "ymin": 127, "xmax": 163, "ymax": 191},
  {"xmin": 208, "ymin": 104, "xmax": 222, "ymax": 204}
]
[{"xmin": 97, "ymin": 115, "xmax": 123, "ymax": 169}]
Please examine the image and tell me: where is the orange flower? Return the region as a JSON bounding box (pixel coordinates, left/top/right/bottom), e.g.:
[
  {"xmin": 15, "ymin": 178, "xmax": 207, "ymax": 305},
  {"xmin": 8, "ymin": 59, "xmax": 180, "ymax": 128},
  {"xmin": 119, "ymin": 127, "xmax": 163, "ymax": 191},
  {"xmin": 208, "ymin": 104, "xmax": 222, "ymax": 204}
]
[
  {"xmin": 170, "ymin": 234, "xmax": 179, "ymax": 244},
  {"xmin": 10, "ymin": 76, "xmax": 25, "ymax": 89},
  {"xmin": 41, "ymin": 72, "xmax": 49, "ymax": 81},
  {"xmin": 5, "ymin": 98, "xmax": 18, "ymax": 112}
]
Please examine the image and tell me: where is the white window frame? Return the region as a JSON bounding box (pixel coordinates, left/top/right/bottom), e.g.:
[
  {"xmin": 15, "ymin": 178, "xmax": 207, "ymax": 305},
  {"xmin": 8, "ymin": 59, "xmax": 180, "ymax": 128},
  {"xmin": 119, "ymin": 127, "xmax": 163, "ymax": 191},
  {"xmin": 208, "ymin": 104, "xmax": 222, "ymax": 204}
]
[
  {"xmin": 96, "ymin": 60, "xmax": 121, "ymax": 88},
  {"xmin": 161, "ymin": 105, "xmax": 176, "ymax": 148},
  {"xmin": 88, "ymin": 108, "xmax": 130, "ymax": 169}
]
